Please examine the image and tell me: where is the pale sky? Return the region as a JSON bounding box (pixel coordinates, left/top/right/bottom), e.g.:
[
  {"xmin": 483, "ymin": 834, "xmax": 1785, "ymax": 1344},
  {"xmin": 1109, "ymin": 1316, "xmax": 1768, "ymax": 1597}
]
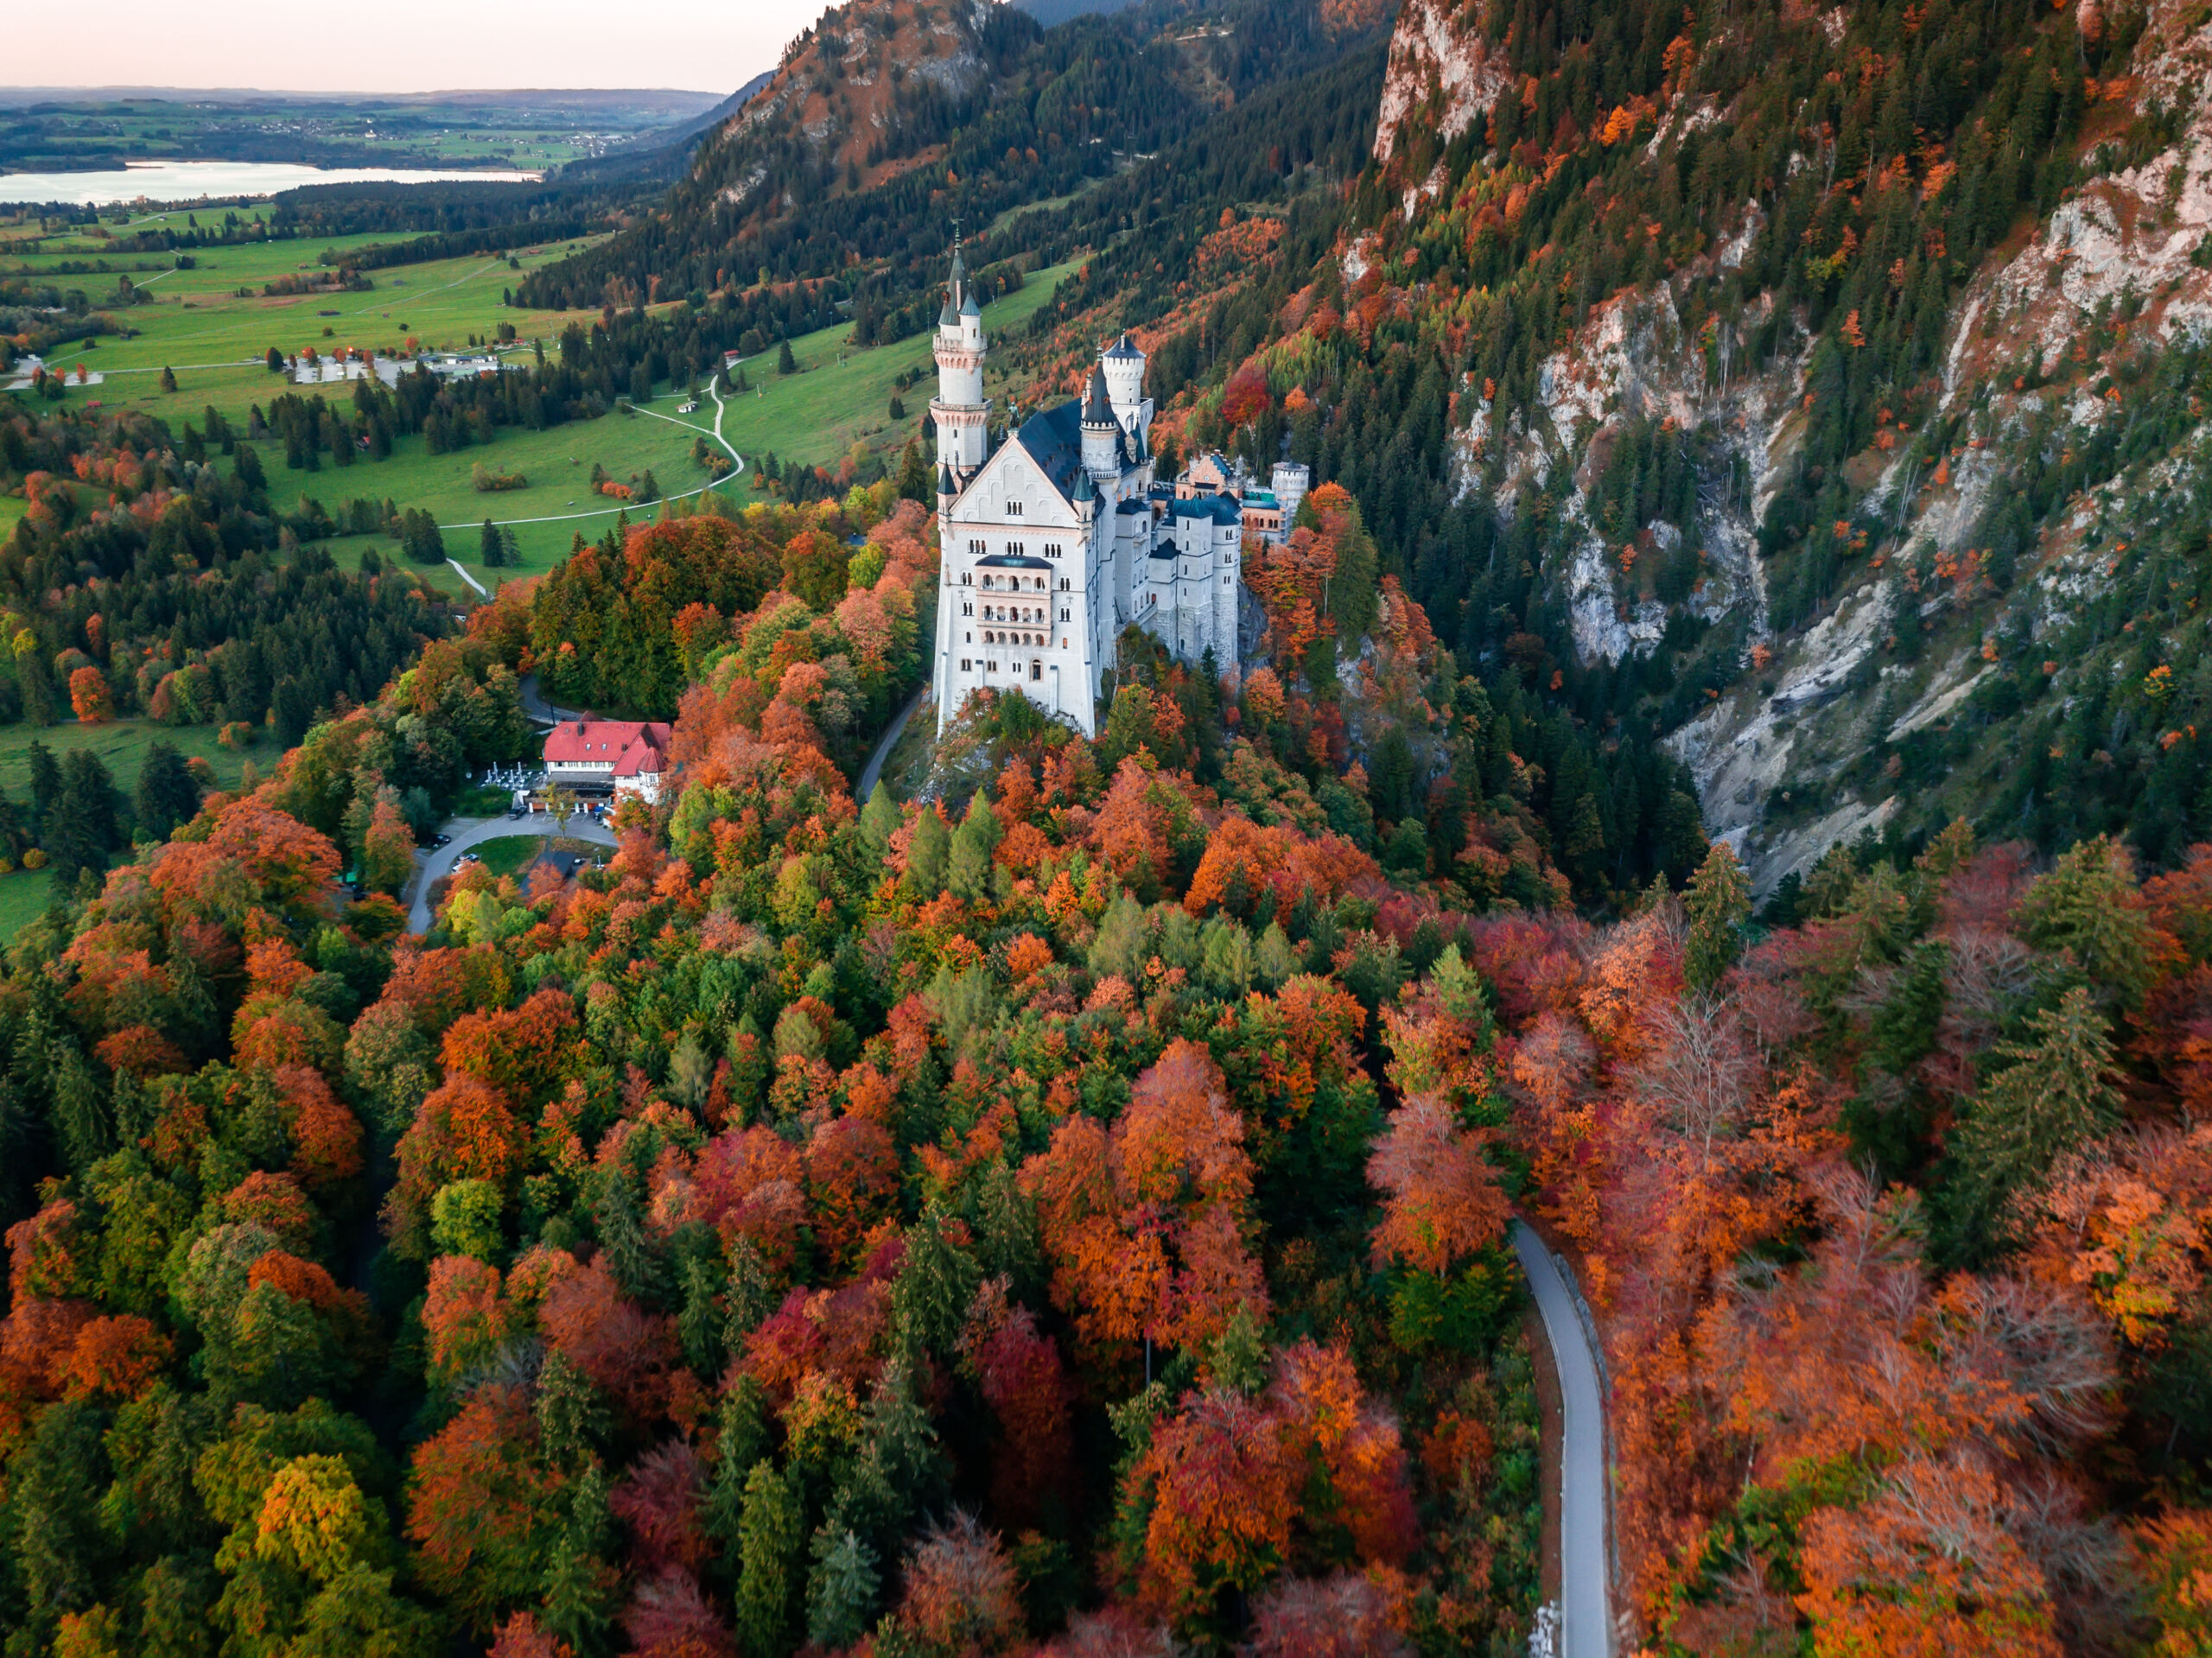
[{"xmin": 8, "ymin": 0, "xmax": 836, "ymax": 97}]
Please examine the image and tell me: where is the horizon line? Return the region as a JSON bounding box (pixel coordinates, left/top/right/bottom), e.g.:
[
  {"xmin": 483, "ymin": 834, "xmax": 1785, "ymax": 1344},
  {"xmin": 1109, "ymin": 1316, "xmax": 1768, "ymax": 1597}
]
[{"xmin": 0, "ymin": 85, "xmax": 728, "ymax": 99}]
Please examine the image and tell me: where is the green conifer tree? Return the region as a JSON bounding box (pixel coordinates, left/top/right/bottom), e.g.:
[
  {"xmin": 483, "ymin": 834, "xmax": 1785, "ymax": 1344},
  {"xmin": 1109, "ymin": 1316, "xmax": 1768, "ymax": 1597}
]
[
  {"xmin": 859, "ymin": 782, "xmax": 899, "ymax": 857},
  {"xmin": 804, "ymin": 1526, "xmax": 879, "ymax": 1651},
  {"xmin": 540, "ymin": 1465, "xmax": 619, "ymax": 1655},
  {"xmin": 734, "ymin": 1461, "xmax": 805, "ymax": 1658},
  {"xmin": 1683, "ymin": 841, "xmax": 1751, "ymax": 991},
  {"xmin": 1948, "ymin": 986, "xmax": 2122, "ymax": 1255},
  {"xmin": 905, "ymin": 808, "xmax": 950, "ymax": 898},
  {"xmin": 133, "ymin": 740, "xmax": 200, "ymax": 844},
  {"xmin": 947, "ymin": 790, "xmax": 999, "ymax": 903}
]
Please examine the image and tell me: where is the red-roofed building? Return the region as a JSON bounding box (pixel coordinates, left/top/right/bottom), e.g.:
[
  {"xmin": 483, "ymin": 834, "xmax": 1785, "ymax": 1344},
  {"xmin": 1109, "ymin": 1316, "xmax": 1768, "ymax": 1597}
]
[{"xmin": 542, "ymin": 718, "xmax": 672, "ymax": 804}]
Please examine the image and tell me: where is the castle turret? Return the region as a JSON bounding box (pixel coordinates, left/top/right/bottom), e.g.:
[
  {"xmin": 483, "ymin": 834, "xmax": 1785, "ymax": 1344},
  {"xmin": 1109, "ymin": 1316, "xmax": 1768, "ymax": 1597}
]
[
  {"xmin": 930, "ymin": 234, "xmax": 989, "ymax": 475},
  {"xmin": 1102, "ymin": 333, "xmax": 1149, "ymax": 447},
  {"xmin": 1079, "ymin": 363, "xmax": 1120, "ymax": 478}
]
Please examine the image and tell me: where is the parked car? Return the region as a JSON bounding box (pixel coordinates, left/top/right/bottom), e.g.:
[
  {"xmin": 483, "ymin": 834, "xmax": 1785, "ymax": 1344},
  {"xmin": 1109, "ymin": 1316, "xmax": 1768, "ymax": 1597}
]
[
  {"xmin": 431, "ymin": 833, "xmax": 452, "ymax": 848},
  {"xmin": 507, "ymin": 806, "xmax": 525, "ymax": 820}
]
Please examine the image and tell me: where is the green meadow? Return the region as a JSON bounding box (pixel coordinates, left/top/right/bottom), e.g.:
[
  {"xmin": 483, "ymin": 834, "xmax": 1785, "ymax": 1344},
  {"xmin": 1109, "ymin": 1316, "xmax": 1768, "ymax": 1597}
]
[
  {"xmin": 0, "ymin": 716, "xmax": 261, "ymax": 937},
  {"xmin": 713, "ymin": 259, "xmax": 1075, "ymax": 476},
  {"xmin": 7, "ymin": 244, "xmax": 1076, "ymax": 601}
]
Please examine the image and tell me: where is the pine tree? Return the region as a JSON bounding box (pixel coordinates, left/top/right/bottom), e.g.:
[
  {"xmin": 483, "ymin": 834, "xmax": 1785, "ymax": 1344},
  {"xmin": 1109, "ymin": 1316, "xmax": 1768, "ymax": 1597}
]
[
  {"xmin": 679, "ymin": 1255, "xmax": 724, "ymax": 1378},
  {"xmin": 133, "ymin": 740, "xmax": 200, "ymax": 843},
  {"xmin": 906, "ymin": 809, "xmax": 950, "ymax": 898},
  {"xmin": 540, "ymin": 1464, "xmax": 619, "ymax": 1655},
  {"xmin": 159, "ymin": 365, "xmax": 177, "ymax": 392},
  {"xmin": 777, "ymin": 339, "xmax": 798, "ymax": 376},
  {"xmin": 43, "ymin": 751, "xmax": 119, "ymax": 889},
  {"xmin": 1683, "ymin": 841, "xmax": 1750, "ymax": 991},
  {"xmin": 593, "ymin": 1173, "xmax": 666, "ymax": 1304},
  {"xmin": 1948, "ymin": 986, "xmax": 2122, "ymax": 1254},
  {"xmin": 734, "ymin": 1460, "xmax": 805, "ymax": 1658},
  {"xmin": 891, "ymin": 1206, "xmax": 982, "ymax": 1362},
  {"xmin": 804, "ymin": 1526, "xmax": 879, "ymax": 1651},
  {"xmin": 535, "ymin": 1350, "xmax": 609, "ymax": 1471},
  {"xmin": 859, "ymin": 782, "xmax": 899, "ymax": 857},
  {"xmin": 896, "ymin": 437, "xmax": 930, "ymax": 503},
  {"xmin": 49, "ymin": 1039, "xmax": 111, "ymax": 1172},
  {"xmin": 2014, "ymin": 835, "xmax": 2165, "ymax": 1007},
  {"xmin": 947, "ymin": 790, "xmax": 999, "ymax": 904},
  {"xmin": 26, "ymin": 740, "xmax": 60, "ymax": 832},
  {"xmin": 479, "ymin": 518, "xmax": 507, "ymax": 568}
]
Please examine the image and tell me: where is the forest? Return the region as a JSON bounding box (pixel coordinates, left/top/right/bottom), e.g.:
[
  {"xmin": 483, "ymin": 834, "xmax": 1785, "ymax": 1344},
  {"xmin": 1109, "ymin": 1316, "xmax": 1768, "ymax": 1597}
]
[
  {"xmin": 3, "ymin": 0, "xmax": 2212, "ymax": 1648},
  {"xmin": 3, "ymin": 372, "xmax": 2211, "ymax": 1653}
]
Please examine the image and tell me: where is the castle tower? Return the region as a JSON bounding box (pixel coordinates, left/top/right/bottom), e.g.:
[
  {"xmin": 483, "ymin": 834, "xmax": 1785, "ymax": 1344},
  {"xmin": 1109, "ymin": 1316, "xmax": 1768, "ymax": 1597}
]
[
  {"xmin": 930, "ymin": 236, "xmax": 989, "ymax": 476},
  {"xmin": 1101, "ymin": 333, "xmax": 1151, "ymax": 452},
  {"xmin": 1079, "ymin": 363, "xmax": 1120, "ymax": 479}
]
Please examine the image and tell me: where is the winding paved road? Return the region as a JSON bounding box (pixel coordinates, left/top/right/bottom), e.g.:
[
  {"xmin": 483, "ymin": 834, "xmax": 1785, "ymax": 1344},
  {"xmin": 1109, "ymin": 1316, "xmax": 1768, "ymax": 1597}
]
[
  {"xmin": 518, "ymin": 675, "xmax": 582, "ymax": 726},
  {"xmin": 856, "ymin": 684, "xmax": 930, "ymax": 800},
  {"xmin": 1514, "ymin": 1220, "xmax": 1613, "ymax": 1658},
  {"xmin": 404, "ymin": 814, "xmax": 617, "ymax": 935}
]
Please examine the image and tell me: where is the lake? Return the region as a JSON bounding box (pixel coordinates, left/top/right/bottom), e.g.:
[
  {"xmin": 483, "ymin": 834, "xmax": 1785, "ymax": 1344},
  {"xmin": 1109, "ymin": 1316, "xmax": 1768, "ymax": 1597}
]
[{"xmin": 0, "ymin": 160, "xmax": 543, "ymax": 206}]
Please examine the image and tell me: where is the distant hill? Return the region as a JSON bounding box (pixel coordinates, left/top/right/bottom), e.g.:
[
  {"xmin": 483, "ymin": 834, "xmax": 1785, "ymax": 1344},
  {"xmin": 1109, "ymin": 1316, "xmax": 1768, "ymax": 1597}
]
[
  {"xmin": 546, "ymin": 71, "xmax": 777, "ymax": 185},
  {"xmin": 519, "ymin": 0, "xmax": 1389, "ymax": 317}
]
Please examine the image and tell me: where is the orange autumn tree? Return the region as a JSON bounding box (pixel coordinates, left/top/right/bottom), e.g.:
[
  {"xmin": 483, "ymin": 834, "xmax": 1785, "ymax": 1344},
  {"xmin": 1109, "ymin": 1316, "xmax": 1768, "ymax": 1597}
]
[
  {"xmin": 1122, "ymin": 1339, "xmax": 1414, "ymax": 1631},
  {"xmin": 1023, "ymin": 1039, "xmax": 1268, "ymax": 1365},
  {"xmin": 1365, "ymin": 1097, "xmax": 1510, "ymax": 1275},
  {"xmin": 68, "ymin": 665, "xmax": 114, "ymax": 723}
]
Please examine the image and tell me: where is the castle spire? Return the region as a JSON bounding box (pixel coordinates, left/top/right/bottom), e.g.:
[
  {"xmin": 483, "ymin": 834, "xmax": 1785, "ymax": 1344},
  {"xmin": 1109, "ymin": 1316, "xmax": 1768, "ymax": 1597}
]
[{"xmin": 930, "ymin": 224, "xmax": 990, "ymax": 474}]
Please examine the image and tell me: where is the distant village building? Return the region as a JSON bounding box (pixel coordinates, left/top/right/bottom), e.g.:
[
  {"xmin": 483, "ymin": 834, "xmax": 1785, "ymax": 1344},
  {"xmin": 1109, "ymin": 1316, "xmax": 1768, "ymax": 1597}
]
[
  {"xmin": 371, "ymin": 352, "xmax": 517, "ymax": 390},
  {"xmin": 541, "ymin": 719, "xmax": 671, "ymax": 804},
  {"xmin": 927, "ymin": 239, "xmax": 1306, "ymax": 740},
  {"xmin": 292, "ymin": 358, "xmax": 372, "ymax": 385}
]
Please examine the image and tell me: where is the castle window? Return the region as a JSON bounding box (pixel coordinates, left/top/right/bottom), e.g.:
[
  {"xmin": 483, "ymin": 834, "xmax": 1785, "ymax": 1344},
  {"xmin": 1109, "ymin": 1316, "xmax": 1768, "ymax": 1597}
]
[
  {"xmin": 969, "ymin": 539, "xmax": 983, "ymax": 556},
  {"xmin": 1061, "ymin": 608, "xmax": 1071, "ymax": 621},
  {"xmin": 1059, "ymin": 577, "xmax": 1069, "ymax": 590},
  {"xmin": 1031, "ymin": 661, "xmax": 1042, "ymax": 681},
  {"xmin": 1008, "ymin": 543, "xmax": 1023, "ymax": 558},
  {"xmin": 986, "ymin": 661, "xmax": 998, "ymax": 673},
  {"xmin": 960, "ymin": 659, "xmax": 971, "ymax": 672},
  {"xmin": 1007, "ymin": 501, "xmax": 1023, "ymax": 517}
]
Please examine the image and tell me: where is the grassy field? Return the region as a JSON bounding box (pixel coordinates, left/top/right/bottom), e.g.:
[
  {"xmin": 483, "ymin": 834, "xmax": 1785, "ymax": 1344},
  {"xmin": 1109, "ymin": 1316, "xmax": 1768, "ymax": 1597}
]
[
  {"xmin": 4, "ymin": 251, "xmax": 1079, "ymax": 605},
  {"xmin": 269, "ymin": 387, "xmax": 737, "ymax": 588},
  {"xmin": 0, "ymin": 715, "xmax": 253, "ymax": 802},
  {"xmin": 0, "ymin": 716, "xmax": 262, "ymax": 942},
  {"xmin": 0, "ymin": 869, "xmax": 51, "ymax": 939},
  {"xmin": 16, "ymin": 234, "xmax": 608, "ymax": 394},
  {"xmin": 715, "ymin": 257, "xmax": 1077, "ymax": 474},
  {"xmin": 469, "ymin": 834, "xmax": 605, "ymax": 880}
]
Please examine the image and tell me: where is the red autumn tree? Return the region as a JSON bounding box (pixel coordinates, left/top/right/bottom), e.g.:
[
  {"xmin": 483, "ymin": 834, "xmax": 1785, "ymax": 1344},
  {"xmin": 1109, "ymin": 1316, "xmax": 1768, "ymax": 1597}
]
[{"xmin": 405, "ymin": 1385, "xmax": 566, "ymax": 1632}]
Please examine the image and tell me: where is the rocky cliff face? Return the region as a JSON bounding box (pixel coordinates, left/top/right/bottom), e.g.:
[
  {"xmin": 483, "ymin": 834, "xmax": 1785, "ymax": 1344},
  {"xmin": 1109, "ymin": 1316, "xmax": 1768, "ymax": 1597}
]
[
  {"xmin": 1372, "ymin": 0, "xmax": 1516, "ymax": 167},
  {"xmin": 1377, "ymin": 0, "xmax": 2212, "ymax": 891}
]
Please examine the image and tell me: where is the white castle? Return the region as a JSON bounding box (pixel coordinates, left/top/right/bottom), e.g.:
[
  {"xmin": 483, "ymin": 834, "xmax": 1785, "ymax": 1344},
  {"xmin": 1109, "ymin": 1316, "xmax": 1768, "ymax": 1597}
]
[{"xmin": 928, "ymin": 239, "xmax": 1308, "ymax": 739}]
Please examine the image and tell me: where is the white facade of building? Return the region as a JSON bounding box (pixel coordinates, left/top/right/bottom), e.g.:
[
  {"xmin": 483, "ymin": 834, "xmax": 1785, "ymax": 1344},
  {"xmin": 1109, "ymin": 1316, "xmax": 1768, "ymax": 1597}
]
[{"xmin": 929, "ymin": 243, "xmax": 1254, "ymax": 740}]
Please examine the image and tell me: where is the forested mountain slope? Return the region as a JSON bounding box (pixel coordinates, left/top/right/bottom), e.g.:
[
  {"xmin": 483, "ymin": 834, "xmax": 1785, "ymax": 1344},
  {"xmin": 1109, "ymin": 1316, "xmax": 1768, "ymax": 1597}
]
[
  {"xmin": 1299, "ymin": 0, "xmax": 2212, "ymax": 898},
  {"xmin": 518, "ymin": 0, "xmax": 1391, "ymax": 328}
]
